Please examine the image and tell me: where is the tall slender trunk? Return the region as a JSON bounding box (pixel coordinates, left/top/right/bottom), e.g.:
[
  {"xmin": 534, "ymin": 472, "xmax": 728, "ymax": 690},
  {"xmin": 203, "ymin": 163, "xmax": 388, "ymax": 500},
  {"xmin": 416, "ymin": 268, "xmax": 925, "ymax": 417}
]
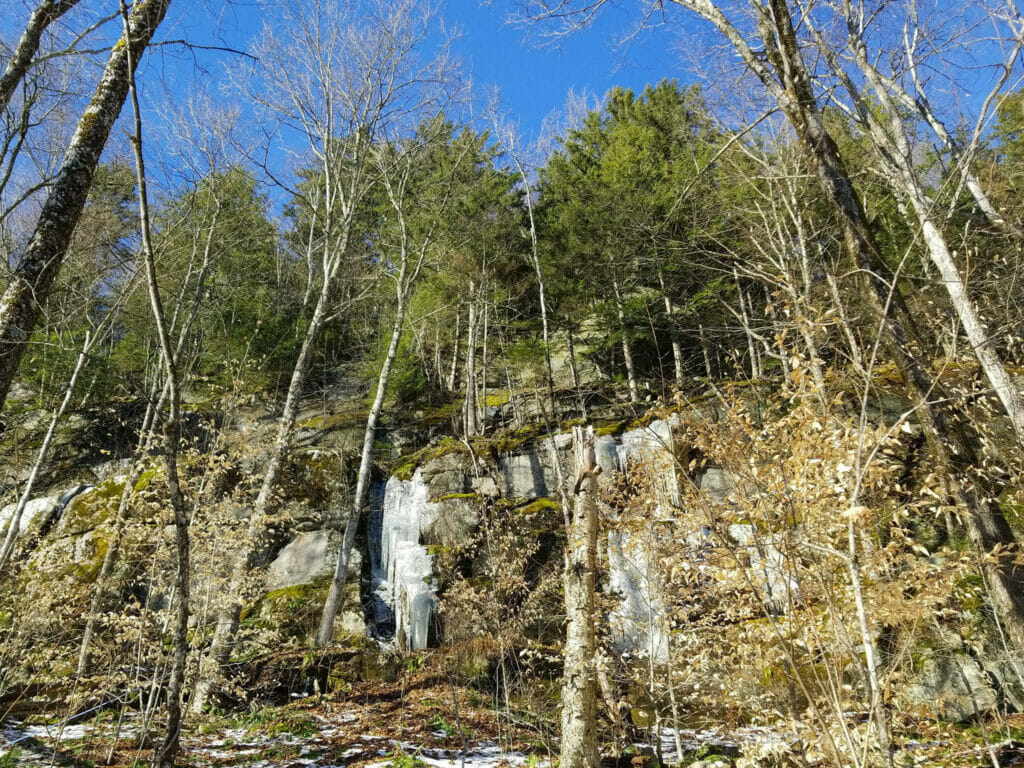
[
  {"xmin": 560, "ymin": 427, "xmax": 600, "ymax": 768},
  {"xmin": 448, "ymin": 311, "xmax": 461, "ymax": 393},
  {"xmin": 0, "ymin": 0, "xmax": 172, "ymax": 414},
  {"xmin": 698, "ymin": 324, "xmax": 713, "ymax": 379},
  {"xmin": 316, "ymin": 262, "xmax": 412, "ymax": 646},
  {"xmin": 734, "ymin": 268, "xmax": 761, "ymax": 380},
  {"xmin": 658, "ymin": 272, "xmax": 685, "ymax": 387},
  {"xmin": 0, "ymin": 0, "xmax": 83, "ymax": 114},
  {"xmin": 566, "ymin": 328, "xmax": 586, "ymax": 418},
  {"xmin": 612, "ymin": 280, "xmax": 639, "ymax": 403},
  {"xmin": 847, "ymin": 518, "xmax": 893, "ymax": 764},
  {"xmin": 480, "ymin": 300, "xmax": 489, "ymax": 430},
  {"xmin": 510, "ymin": 150, "xmax": 558, "ymax": 409},
  {"xmin": 464, "ymin": 283, "xmax": 479, "ymax": 436},
  {"xmin": 117, "ymin": 14, "xmax": 189, "ymax": 760},
  {"xmin": 0, "ymin": 330, "xmax": 90, "ymax": 568},
  {"xmin": 190, "ymin": 271, "xmax": 337, "ymax": 713}
]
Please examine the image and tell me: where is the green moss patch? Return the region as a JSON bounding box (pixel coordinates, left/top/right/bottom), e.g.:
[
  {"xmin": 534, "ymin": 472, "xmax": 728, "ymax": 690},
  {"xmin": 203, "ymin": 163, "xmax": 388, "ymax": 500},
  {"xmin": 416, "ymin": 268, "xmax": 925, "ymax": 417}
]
[
  {"xmin": 518, "ymin": 498, "xmax": 560, "ymax": 516},
  {"xmin": 61, "ymin": 478, "xmax": 124, "ymax": 535},
  {"xmin": 241, "ymin": 574, "xmax": 345, "ymax": 641},
  {"xmin": 298, "ymin": 410, "xmax": 369, "ymax": 431},
  {"xmin": 392, "ymin": 437, "xmax": 466, "ymax": 481},
  {"xmin": 435, "ymin": 492, "xmax": 478, "ymax": 502}
]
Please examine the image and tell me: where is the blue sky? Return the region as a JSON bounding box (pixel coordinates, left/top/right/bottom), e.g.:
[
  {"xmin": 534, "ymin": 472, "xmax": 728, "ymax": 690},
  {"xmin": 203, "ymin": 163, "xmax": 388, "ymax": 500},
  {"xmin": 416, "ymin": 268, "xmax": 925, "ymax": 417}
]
[
  {"xmin": 138, "ymin": 0, "xmax": 688, "ymax": 142},
  {"xmin": 447, "ymin": 3, "xmax": 685, "ymax": 138}
]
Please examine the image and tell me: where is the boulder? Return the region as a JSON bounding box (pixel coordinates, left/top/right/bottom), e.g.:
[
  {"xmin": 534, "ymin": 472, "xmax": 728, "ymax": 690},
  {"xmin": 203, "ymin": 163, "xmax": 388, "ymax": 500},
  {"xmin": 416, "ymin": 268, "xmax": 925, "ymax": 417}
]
[
  {"xmin": 903, "ymin": 654, "xmax": 998, "ymax": 721},
  {"xmin": 266, "ymin": 530, "xmax": 361, "ymax": 592},
  {"xmin": 419, "ymin": 450, "xmax": 471, "ymax": 498},
  {"xmin": 0, "ymin": 496, "xmax": 57, "ymax": 538}
]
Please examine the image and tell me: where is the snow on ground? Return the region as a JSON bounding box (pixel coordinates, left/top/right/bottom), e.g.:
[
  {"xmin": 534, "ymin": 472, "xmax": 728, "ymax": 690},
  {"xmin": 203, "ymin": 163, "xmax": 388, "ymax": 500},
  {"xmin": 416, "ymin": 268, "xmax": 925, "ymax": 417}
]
[{"xmin": 368, "ymin": 741, "xmax": 545, "ymax": 768}]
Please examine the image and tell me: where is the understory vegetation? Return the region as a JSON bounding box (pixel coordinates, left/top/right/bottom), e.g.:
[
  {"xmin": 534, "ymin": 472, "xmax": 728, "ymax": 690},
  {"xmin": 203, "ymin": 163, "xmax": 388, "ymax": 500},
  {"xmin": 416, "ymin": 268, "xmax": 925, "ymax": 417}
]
[{"xmin": 2, "ymin": 0, "xmax": 1024, "ymax": 766}]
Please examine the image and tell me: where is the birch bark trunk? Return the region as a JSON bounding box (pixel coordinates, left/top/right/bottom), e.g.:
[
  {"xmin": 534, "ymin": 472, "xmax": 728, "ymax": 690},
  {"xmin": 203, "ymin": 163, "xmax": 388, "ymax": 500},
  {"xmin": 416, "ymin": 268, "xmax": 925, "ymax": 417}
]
[
  {"xmin": 0, "ymin": 0, "xmax": 172, "ymax": 414},
  {"xmin": 464, "ymin": 282, "xmax": 480, "ymax": 436},
  {"xmin": 659, "ymin": 272, "xmax": 685, "ymax": 387},
  {"xmin": 0, "ymin": 0, "xmax": 83, "ymax": 114},
  {"xmin": 612, "ymin": 280, "xmax": 640, "ymax": 403},
  {"xmin": 190, "ymin": 265, "xmax": 340, "ymax": 712},
  {"xmin": 316, "ymin": 253, "xmax": 413, "ymax": 646},
  {"xmin": 560, "ymin": 427, "xmax": 600, "ymax": 768}
]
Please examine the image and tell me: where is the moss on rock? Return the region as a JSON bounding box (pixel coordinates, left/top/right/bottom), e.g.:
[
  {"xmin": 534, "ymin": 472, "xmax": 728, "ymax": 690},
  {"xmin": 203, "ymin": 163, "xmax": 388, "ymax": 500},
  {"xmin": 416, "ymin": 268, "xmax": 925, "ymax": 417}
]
[{"xmin": 59, "ymin": 479, "xmax": 123, "ymax": 535}]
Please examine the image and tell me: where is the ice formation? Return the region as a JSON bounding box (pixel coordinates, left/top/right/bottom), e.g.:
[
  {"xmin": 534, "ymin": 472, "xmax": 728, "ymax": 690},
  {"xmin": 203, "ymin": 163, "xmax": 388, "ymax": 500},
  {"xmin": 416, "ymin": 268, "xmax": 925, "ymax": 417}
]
[{"xmin": 371, "ymin": 469, "xmax": 439, "ymax": 649}]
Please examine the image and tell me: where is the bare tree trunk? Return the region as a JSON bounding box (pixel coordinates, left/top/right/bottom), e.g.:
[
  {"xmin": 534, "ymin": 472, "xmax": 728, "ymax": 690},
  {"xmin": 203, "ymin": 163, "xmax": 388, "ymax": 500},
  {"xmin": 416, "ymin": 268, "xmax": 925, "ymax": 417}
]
[
  {"xmin": 0, "ymin": 0, "xmax": 83, "ymax": 114},
  {"xmin": 0, "ymin": 0, "xmax": 171, "ymax": 415},
  {"xmin": 117, "ymin": 13, "xmax": 189, "ymax": 759},
  {"xmin": 566, "ymin": 327, "xmax": 587, "ymax": 418},
  {"xmin": 508, "ymin": 142, "xmax": 558, "ymax": 409},
  {"xmin": 659, "ymin": 272, "xmax": 685, "ymax": 387},
  {"xmin": 825, "ymin": 270, "xmax": 866, "ymax": 377},
  {"xmin": 869, "ymin": 7, "xmax": 1023, "ymax": 238},
  {"xmin": 316, "ymin": 255, "xmax": 414, "ymax": 646},
  {"xmin": 480, "ymin": 298, "xmax": 489, "ymax": 429},
  {"xmin": 612, "ymin": 280, "xmax": 639, "ymax": 403},
  {"xmin": 733, "ymin": 268, "xmax": 761, "ymax": 380},
  {"xmin": 448, "ymin": 311, "xmax": 461, "ymax": 393},
  {"xmin": 560, "ymin": 426, "xmax": 600, "ymax": 768},
  {"xmin": 0, "ymin": 329, "xmax": 90, "ymax": 568},
  {"xmin": 699, "ymin": 324, "xmax": 713, "ymax": 379},
  {"xmin": 464, "ymin": 282, "xmax": 479, "ymax": 436}
]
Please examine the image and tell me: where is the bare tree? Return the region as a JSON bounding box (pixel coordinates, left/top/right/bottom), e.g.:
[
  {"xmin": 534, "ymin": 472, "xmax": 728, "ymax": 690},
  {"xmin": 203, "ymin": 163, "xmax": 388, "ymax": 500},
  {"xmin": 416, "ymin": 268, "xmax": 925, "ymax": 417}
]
[
  {"xmin": 560, "ymin": 426, "xmax": 600, "ymax": 768},
  {"xmin": 801, "ymin": 0, "xmax": 1024, "ymax": 448},
  {"xmin": 317, "ymin": 121, "xmax": 469, "ymax": 645},
  {"xmin": 117, "ymin": 0, "xmax": 189, "ymax": 762},
  {"xmin": 515, "ymin": 9, "xmax": 1024, "ymax": 761},
  {"xmin": 0, "ymin": 0, "xmax": 172, "ymax": 415},
  {"xmin": 0, "ymin": 0, "xmax": 84, "ymax": 114},
  {"xmin": 487, "ymin": 101, "xmax": 563, "ymax": 411},
  {"xmin": 191, "ymin": 0, "xmax": 454, "ymax": 709}
]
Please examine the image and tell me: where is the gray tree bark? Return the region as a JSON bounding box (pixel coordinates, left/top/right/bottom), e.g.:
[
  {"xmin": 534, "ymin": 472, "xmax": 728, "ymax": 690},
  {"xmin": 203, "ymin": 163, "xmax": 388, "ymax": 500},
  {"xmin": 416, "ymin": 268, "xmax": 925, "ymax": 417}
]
[
  {"xmin": 612, "ymin": 280, "xmax": 640, "ymax": 403},
  {"xmin": 0, "ymin": 0, "xmax": 171, "ymax": 415},
  {"xmin": 0, "ymin": 0, "xmax": 82, "ymax": 114},
  {"xmin": 560, "ymin": 426, "xmax": 600, "ymax": 768},
  {"xmin": 116, "ymin": 1, "xmax": 189, "ymax": 761}
]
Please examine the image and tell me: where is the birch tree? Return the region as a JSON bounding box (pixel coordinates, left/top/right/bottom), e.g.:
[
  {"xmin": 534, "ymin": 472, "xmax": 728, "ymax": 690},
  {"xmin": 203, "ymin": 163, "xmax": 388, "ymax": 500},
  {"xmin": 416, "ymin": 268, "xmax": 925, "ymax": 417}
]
[
  {"xmin": 517, "ymin": 0, "xmax": 1024, "ymax": 678},
  {"xmin": 191, "ymin": 0, "xmax": 455, "ymax": 709},
  {"xmin": 317, "ymin": 120, "xmax": 472, "ymax": 645},
  {"xmin": 0, "ymin": 0, "xmax": 172, "ymax": 414},
  {"xmin": 801, "ymin": 0, "xmax": 1024, "ymax": 447},
  {"xmin": 560, "ymin": 426, "xmax": 600, "ymax": 768}
]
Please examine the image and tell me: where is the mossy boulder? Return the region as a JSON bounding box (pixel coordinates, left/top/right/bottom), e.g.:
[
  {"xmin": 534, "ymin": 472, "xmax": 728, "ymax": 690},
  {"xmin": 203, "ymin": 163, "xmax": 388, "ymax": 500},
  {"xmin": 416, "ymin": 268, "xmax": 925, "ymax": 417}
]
[
  {"xmin": 327, "ymin": 649, "xmax": 402, "ymax": 690},
  {"xmin": 243, "ymin": 575, "xmax": 363, "ymax": 641},
  {"xmin": 57, "ymin": 478, "xmax": 124, "ymax": 536}
]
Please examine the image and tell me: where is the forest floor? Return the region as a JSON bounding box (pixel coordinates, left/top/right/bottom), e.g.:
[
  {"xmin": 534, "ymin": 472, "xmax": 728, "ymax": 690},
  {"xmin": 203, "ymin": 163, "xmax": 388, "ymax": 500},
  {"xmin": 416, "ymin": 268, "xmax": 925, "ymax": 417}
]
[{"xmin": 4, "ymin": 673, "xmax": 1024, "ymax": 768}]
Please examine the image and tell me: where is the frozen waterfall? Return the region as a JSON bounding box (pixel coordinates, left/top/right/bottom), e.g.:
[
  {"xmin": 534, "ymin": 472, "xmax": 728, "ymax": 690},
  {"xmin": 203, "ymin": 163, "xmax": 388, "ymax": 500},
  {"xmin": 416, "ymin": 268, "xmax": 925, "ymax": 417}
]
[{"xmin": 370, "ymin": 469, "xmax": 439, "ymax": 650}]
